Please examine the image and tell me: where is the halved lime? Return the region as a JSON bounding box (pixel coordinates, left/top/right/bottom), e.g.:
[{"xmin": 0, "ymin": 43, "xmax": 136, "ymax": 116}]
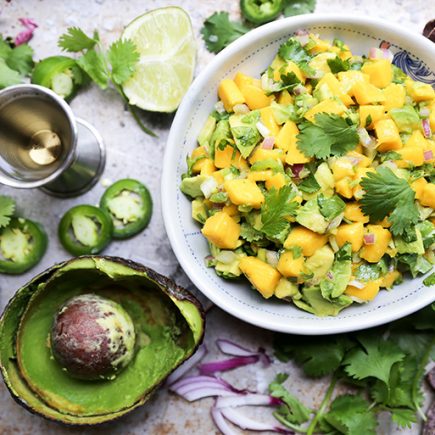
[{"xmin": 122, "ymin": 7, "xmax": 196, "ymax": 113}]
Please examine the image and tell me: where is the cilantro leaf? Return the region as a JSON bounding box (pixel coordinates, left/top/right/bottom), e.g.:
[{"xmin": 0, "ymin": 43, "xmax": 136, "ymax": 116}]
[
  {"xmin": 201, "ymin": 12, "xmax": 249, "ymax": 54},
  {"xmin": 344, "ymin": 335, "xmax": 405, "ymax": 385},
  {"xmin": 0, "ymin": 196, "xmax": 16, "ymax": 228},
  {"xmin": 390, "ymin": 408, "xmax": 417, "ymax": 429},
  {"xmin": 327, "ymin": 56, "xmax": 350, "ymax": 73},
  {"xmin": 360, "ymin": 167, "xmax": 419, "ymax": 236},
  {"xmin": 398, "ymin": 253, "xmax": 432, "ymax": 278},
  {"xmin": 323, "ymin": 394, "xmax": 378, "ymax": 435},
  {"xmin": 278, "ymin": 37, "xmax": 311, "ymax": 63},
  {"xmin": 297, "ymin": 113, "xmax": 359, "ymax": 159},
  {"xmin": 283, "ymin": 0, "xmax": 316, "ymax": 17},
  {"xmin": 260, "ymin": 185, "xmax": 298, "ymax": 239},
  {"xmin": 274, "ymin": 334, "xmax": 351, "ymax": 377},
  {"xmin": 0, "ymin": 58, "xmax": 22, "ymax": 88},
  {"xmin": 58, "ymin": 27, "xmax": 98, "ymax": 52},
  {"xmin": 424, "ymin": 272, "xmax": 435, "ymax": 286},
  {"xmin": 269, "ymin": 374, "xmax": 311, "ymax": 425},
  {"xmin": 77, "ymin": 49, "xmax": 109, "ymax": 89},
  {"xmin": 298, "ymin": 173, "xmax": 320, "ymax": 193},
  {"xmin": 107, "ymin": 39, "xmax": 139, "ymax": 85},
  {"xmin": 240, "ymin": 222, "xmax": 264, "ymax": 242},
  {"xmin": 6, "ymin": 44, "xmax": 34, "ymax": 75}
]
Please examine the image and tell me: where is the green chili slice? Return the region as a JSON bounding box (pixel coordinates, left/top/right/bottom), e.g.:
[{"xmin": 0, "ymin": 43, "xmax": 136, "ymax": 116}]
[
  {"xmin": 58, "ymin": 205, "xmax": 112, "ymax": 255},
  {"xmin": 240, "ymin": 0, "xmax": 283, "ymax": 24},
  {"xmin": 100, "ymin": 179, "xmax": 152, "ymax": 239}
]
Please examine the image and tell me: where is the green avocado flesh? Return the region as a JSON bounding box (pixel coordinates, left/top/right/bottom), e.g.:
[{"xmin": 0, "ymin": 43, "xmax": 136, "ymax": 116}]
[{"xmin": 0, "ymin": 257, "xmax": 204, "ymax": 424}]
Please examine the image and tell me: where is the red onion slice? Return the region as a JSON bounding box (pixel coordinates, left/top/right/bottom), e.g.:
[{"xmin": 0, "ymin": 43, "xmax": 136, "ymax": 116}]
[
  {"xmin": 199, "ymin": 355, "xmax": 260, "ymax": 375},
  {"xmin": 363, "ymin": 233, "xmax": 375, "ymax": 245},
  {"xmin": 166, "ymin": 344, "xmax": 207, "ymax": 385},
  {"xmin": 348, "ymin": 280, "xmax": 366, "ymax": 289},
  {"xmin": 216, "ymin": 394, "xmax": 282, "ymax": 409},
  {"xmin": 220, "ymin": 408, "xmax": 294, "ymax": 433},
  {"xmin": 211, "ymin": 406, "xmax": 239, "ymax": 435},
  {"xmin": 15, "ymin": 17, "xmax": 38, "ymax": 46},
  {"xmin": 424, "ymin": 150, "xmax": 433, "ymax": 161},
  {"xmin": 291, "ymin": 164, "xmax": 305, "ymax": 179},
  {"xmin": 256, "ymin": 121, "xmax": 271, "ymax": 138},
  {"xmin": 422, "ymin": 119, "xmax": 432, "ymax": 138},
  {"xmin": 216, "ymin": 339, "xmax": 272, "ymax": 365},
  {"xmin": 262, "ymin": 136, "xmax": 275, "ymax": 150}
]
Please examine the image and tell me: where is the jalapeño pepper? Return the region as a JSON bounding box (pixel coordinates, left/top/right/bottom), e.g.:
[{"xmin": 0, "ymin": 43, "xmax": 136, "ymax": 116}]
[
  {"xmin": 0, "ymin": 218, "xmax": 47, "ymax": 274},
  {"xmin": 240, "ymin": 0, "xmax": 283, "ymax": 25},
  {"xmin": 100, "ymin": 179, "xmax": 152, "ymax": 239},
  {"xmin": 58, "ymin": 205, "xmax": 112, "ymax": 256}
]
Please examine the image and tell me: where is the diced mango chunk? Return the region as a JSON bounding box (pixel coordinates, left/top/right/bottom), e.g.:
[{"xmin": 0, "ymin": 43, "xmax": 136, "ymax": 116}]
[
  {"xmin": 396, "ymin": 147, "xmax": 425, "ymax": 168},
  {"xmin": 383, "ymin": 83, "xmax": 406, "ymax": 111},
  {"xmin": 239, "ymin": 257, "xmax": 281, "ymax": 299},
  {"xmin": 316, "ymin": 73, "xmax": 353, "ymax": 106},
  {"xmin": 406, "ymin": 79, "xmax": 435, "ymax": 102},
  {"xmin": 276, "ymin": 121, "xmax": 310, "ymax": 164},
  {"xmin": 331, "ymin": 158, "xmax": 355, "ymax": 181},
  {"xmin": 249, "ymin": 148, "xmax": 285, "ymax": 164},
  {"xmin": 200, "ymin": 159, "xmax": 216, "ymax": 176},
  {"xmin": 278, "ymin": 90, "xmax": 293, "ymax": 105},
  {"xmin": 336, "ymin": 222, "xmax": 364, "ymax": 252},
  {"xmin": 201, "ymin": 212, "xmax": 240, "ymax": 249},
  {"xmin": 224, "ymin": 179, "xmax": 265, "ymax": 208},
  {"xmin": 361, "ymin": 59, "xmax": 392, "ymax": 88},
  {"xmin": 352, "ymin": 81, "xmax": 385, "ymax": 105},
  {"xmin": 214, "ymin": 145, "xmax": 248, "ymax": 169},
  {"xmin": 374, "ymin": 119, "xmax": 402, "ymax": 152},
  {"xmin": 191, "ymin": 146, "xmax": 208, "ymax": 173},
  {"xmin": 344, "ymin": 203, "xmax": 369, "ymax": 223},
  {"xmin": 360, "ymin": 225, "xmax": 392, "ymax": 263},
  {"xmin": 304, "ymin": 99, "xmax": 346, "ymax": 122},
  {"xmin": 284, "ymin": 227, "xmax": 328, "ymax": 257},
  {"xmin": 411, "ymin": 177, "xmax": 428, "ymax": 200},
  {"xmin": 277, "ymin": 251, "xmax": 305, "ymax": 278},
  {"xmin": 345, "ymin": 280, "xmax": 381, "ymax": 301},
  {"xmin": 247, "ymin": 170, "xmax": 273, "ymax": 182},
  {"xmin": 335, "ymin": 177, "xmax": 353, "ymax": 199},
  {"xmin": 338, "ymin": 70, "xmax": 369, "ymax": 96},
  {"xmin": 265, "ymin": 173, "xmax": 286, "ymax": 191},
  {"xmin": 218, "ymin": 79, "xmax": 246, "ymax": 112},
  {"xmin": 359, "ymin": 105, "xmax": 386, "ymax": 128},
  {"xmin": 380, "ymin": 270, "xmax": 401, "ymax": 289},
  {"xmin": 260, "ymin": 106, "xmax": 280, "ymax": 136},
  {"xmin": 420, "ymin": 183, "xmax": 435, "ymax": 208}
]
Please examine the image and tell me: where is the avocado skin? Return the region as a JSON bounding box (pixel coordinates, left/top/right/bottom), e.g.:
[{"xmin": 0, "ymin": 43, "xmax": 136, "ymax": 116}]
[{"xmin": 0, "ymin": 255, "xmax": 205, "ymax": 426}]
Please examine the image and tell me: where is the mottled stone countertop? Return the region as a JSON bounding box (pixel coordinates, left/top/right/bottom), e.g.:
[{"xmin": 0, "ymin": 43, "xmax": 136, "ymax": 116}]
[{"xmin": 0, "ymin": 1, "xmax": 433, "ymax": 434}]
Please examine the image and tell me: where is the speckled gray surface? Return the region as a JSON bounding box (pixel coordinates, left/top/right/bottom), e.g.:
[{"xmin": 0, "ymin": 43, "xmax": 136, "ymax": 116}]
[{"xmin": 0, "ymin": 0, "xmax": 433, "ymax": 433}]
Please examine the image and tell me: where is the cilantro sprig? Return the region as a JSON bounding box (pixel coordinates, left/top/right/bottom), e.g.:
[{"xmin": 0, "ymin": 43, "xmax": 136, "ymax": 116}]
[
  {"xmin": 0, "ymin": 196, "xmax": 16, "ymax": 228},
  {"xmin": 260, "ymin": 185, "xmax": 299, "ymax": 240},
  {"xmin": 0, "ymin": 37, "xmax": 34, "ymax": 88},
  {"xmin": 58, "ymin": 27, "xmax": 155, "ymax": 137},
  {"xmin": 360, "ymin": 167, "xmax": 419, "ymax": 236},
  {"xmin": 296, "ymin": 113, "xmax": 359, "ymax": 159},
  {"xmin": 273, "ymin": 305, "xmax": 435, "ymax": 434}
]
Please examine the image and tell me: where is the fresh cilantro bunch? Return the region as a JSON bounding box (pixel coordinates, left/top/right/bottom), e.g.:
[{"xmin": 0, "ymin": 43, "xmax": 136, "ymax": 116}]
[
  {"xmin": 296, "ymin": 113, "xmax": 359, "ymax": 159},
  {"xmin": 58, "ymin": 27, "xmax": 155, "ymax": 136},
  {"xmin": 272, "ymin": 305, "xmax": 435, "ymax": 434},
  {"xmin": 360, "ymin": 167, "xmax": 419, "ymax": 236},
  {"xmin": 0, "ymin": 36, "xmax": 34, "ymax": 88},
  {"xmin": 0, "ymin": 196, "xmax": 16, "ymax": 228}
]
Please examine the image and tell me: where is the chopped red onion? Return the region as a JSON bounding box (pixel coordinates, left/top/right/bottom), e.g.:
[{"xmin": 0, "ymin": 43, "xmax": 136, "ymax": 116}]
[
  {"xmin": 422, "ymin": 119, "xmax": 432, "ymax": 138},
  {"xmin": 295, "ymin": 34, "xmax": 309, "ymax": 46},
  {"xmin": 381, "ymin": 48, "xmax": 394, "ymax": 62},
  {"xmin": 295, "ymin": 29, "xmax": 309, "ymax": 36},
  {"xmin": 200, "ymin": 177, "xmax": 217, "ymax": 198},
  {"xmin": 15, "ymin": 17, "xmax": 38, "ymax": 46},
  {"xmin": 424, "ymin": 150, "xmax": 433, "ymax": 161},
  {"xmin": 291, "ymin": 164, "xmax": 305, "ymax": 178},
  {"xmin": 327, "ymin": 214, "xmax": 344, "ymax": 231},
  {"xmin": 199, "ymin": 355, "xmax": 260, "ymax": 375},
  {"xmin": 220, "ymin": 408, "xmax": 294, "ymax": 433},
  {"xmin": 364, "ymin": 233, "xmax": 375, "ymax": 245},
  {"xmin": 216, "ymin": 339, "xmax": 271, "ymax": 366},
  {"xmin": 326, "ymin": 271, "xmax": 334, "ymax": 280},
  {"xmin": 357, "ymin": 127, "xmax": 376, "ymax": 149},
  {"xmin": 234, "ymin": 103, "xmax": 250, "ymax": 115},
  {"xmin": 216, "ymin": 251, "xmax": 238, "ymax": 264},
  {"xmin": 348, "ymin": 280, "xmax": 366, "ymax": 289},
  {"xmin": 166, "ymin": 344, "xmax": 207, "ymax": 385},
  {"xmin": 368, "ymin": 47, "xmax": 382, "ymax": 59},
  {"xmin": 293, "ymin": 84, "xmax": 307, "ymax": 95},
  {"xmin": 215, "ymin": 101, "xmax": 226, "ymax": 114},
  {"xmin": 256, "ymin": 121, "xmax": 271, "ymax": 138},
  {"xmin": 216, "ymin": 394, "xmax": 282, "ymax": 409},
  {"xmin": 211, "ymin": 406, "xmax": 239, "ymax": 435},
  {"xmin": 262, "ymin": 136, "xmax": 275, "ymax": 150}
]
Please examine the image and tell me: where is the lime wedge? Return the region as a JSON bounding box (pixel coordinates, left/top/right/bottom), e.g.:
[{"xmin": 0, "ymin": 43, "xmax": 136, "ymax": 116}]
[{"xmin": 122, "ymin": 7, "xmax": 196, "ymax": 113}]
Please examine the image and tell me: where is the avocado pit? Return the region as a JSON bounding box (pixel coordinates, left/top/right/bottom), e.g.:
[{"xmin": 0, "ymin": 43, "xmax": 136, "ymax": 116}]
[{"xmin": 51, "ymin": 293, "xmax": 136, "ymax": 381}]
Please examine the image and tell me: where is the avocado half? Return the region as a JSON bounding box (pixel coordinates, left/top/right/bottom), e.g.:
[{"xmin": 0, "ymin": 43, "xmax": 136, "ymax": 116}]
[{"xmin": 0, "ymin": 256, "xmax": 205, "ymax": 425}]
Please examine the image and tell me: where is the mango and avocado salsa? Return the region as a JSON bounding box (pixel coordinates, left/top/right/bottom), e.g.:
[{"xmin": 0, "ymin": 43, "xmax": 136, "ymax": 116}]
[{"xmin": 180, "ymin": 33, "xmax": 435, "ymax": 316}]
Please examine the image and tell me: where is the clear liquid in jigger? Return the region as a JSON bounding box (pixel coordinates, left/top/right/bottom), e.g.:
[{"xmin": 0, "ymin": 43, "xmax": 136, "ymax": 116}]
[{"xmin": 0, "ymin": 97, "xmax": 68, "ymax": 182}]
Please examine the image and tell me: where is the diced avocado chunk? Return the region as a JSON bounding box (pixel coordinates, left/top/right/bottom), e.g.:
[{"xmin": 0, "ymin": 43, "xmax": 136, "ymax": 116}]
[
  {"xmin": 313, "ymin": 83, "xmax": 334, "ymax": 102},
  {"xmin": 180, "ymin": 175, "xmax": 207, "ymax": 198},
  {"xmin": 390, "ymin": 106, "xmax": 420, "ymax": 133},
  {"xmin": 215, "ymin": 249, "xmax": 246, "ymax": 279},
  {"xmin": 270, "ymin": 102, "xmax": 298, "ymax": 125},
  {"xmin": 395, "ymin": 229, "xmax": 425, "ymax": 255},
  {"xmin": 296, "ymin": 199, "xmax": 329, "ymax": 234},
  {"xmin": 320, "ymin": 244, "xmax": 352, "ymax": 298},
  {"xmin": 314, "ymin": 162, "xmax": 335, "ymax": 195},
  {"xmin": 198, "ymin": 116, "xmax": 216, "ymax": 147},
  {"xmin": 275, "ymin": 278, "xmax": 299, "ymax": 299},
  {"xmin": 305, "ymin": 245, "xmax": 335, "ymax": 282},
  {"xmin": 300, "ymin": 286, "xmax": 352, "ymax": 317},
  {"xmin": 191, "ymin": 199, "xmax": 207, "ymax": 223},
  {"xmin": 229, "ymin": 111, "xmax": 261, "ymax": 159}
]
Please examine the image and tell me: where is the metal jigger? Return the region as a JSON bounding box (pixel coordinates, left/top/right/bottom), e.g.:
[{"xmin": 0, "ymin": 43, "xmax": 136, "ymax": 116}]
[{"xmin": 0, "ymin": 84, "xmax": 105, "ymax": 197}]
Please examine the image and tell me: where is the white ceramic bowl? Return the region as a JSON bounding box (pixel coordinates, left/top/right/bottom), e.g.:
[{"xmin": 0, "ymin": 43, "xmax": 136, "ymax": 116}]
[{"xmin": 162, "ymin": 14, "xmax": 435, "ymax": 335}]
